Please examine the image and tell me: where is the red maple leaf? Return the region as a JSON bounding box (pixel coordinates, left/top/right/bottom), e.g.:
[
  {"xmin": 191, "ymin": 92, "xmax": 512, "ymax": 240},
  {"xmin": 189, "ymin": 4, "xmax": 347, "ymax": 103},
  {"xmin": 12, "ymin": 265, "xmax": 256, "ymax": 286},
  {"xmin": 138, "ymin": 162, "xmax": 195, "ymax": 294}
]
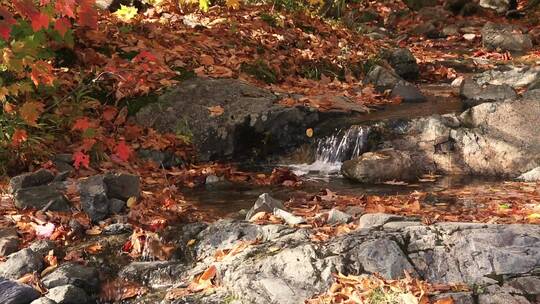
[
  {"xmin": 0, "ymin": 8, "xmax": 16, "ymax": 41},
  {"xmin": 115, "ymin": 141, "xmax": 132, "ymax": 162},
  {"xmin": 13, "ymin": 0, "xmax": 39, "ymax": 20},
  {"xmin": 72, "ymin": 117, "xmax": 91, "ymax": 131},
  {"xmin": 54, "ymin": 18, "xmax": 71, "ymax": 37},
  {"xmin": 31, "ymin": 12, "xmax": 50, "ymax": 31},
  {"xmin": 73, "ymin": 151, "xmax": 90, "ymax": 169},
  {"xmin": 55, "ymin": 0, "xmax": 76, "ymax": 18},
  {"xmin": 77, "ymin": 0, "xmax": 98, "ymax": 29}
]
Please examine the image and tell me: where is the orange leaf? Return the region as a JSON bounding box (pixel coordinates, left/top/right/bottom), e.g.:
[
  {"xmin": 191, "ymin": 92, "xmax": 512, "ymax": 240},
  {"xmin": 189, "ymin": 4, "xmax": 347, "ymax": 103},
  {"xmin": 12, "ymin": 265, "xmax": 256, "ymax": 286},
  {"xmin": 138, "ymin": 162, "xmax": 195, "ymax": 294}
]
[
  {"xmin": 77, "ymin": 0, "xmax": 98, "ymax": 29},
  {"xmin": 30, "ymin": 61, "xmax": 54, "ymax": 87},
  {"xmin": 11, "ymin": 129, "xmax": 28, "ymax": 147},
  {"xmin": 56, "ymin": 0, "xmax": 76, "ymax": 18},
  {"xmin": 72, "ymin": 117, "xmax": 91, "ymax": 131},
  {"xmin": 434, "ymin": 298, "xmax": 454, "ymax": 304},
  {"xmin": 207, "ymin": 105, "xmax": 224, "ymax": 117},
  {"xmin": 19, "ymin": 101, "xmax": 44, "ymax": 126}
]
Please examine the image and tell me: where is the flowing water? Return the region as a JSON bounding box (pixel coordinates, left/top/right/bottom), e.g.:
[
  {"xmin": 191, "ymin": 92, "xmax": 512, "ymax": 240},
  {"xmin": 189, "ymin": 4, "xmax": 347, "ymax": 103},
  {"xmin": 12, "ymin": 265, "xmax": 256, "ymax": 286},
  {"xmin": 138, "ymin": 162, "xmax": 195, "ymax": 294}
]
[{"xmin": 289, "ymin": 125, "xmax": 370, "ymax": 177}]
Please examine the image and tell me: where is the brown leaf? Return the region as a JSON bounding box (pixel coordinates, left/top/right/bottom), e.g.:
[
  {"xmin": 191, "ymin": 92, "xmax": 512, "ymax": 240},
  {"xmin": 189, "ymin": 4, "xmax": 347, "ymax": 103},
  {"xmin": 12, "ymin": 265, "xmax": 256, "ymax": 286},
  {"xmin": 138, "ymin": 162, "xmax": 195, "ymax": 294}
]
[{"xmin": 207, "ymin": 105, "xmax": 224, "ymax": 117}]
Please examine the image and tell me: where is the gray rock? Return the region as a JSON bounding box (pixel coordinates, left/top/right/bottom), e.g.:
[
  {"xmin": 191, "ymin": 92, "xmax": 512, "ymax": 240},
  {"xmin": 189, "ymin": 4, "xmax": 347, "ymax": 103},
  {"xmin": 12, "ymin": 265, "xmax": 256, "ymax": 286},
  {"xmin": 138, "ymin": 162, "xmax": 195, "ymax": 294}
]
[
  {"xmin": 52, "ymin": 154, "xmax": 74, "ymax": 173},
  {"xmin": 137, "ymin": 149, "xmax": 182, "ymax": 168},
  {"xmin": 326, "ymin": 208, "xmax": 352, "ymax": 225},
  {"xmin": 245, "ymin": 193, "xmax": 285, "ymax": 221},
  {"xmin": 103, "ymin": 223, "xmax": 133, "ymax": 235},
  {"xmin": 475, "ymin": 66, "xmax": 540, "ymax": 89},
  {"xmin": 386, "ymin": 48, "xmax": 419, "ymax": 80},
  {"xmin": 478, "ymin": 292, "xmax": 531, "ymax": 304},
  {"xmin": 79, "ymin": 176, "xmax": 109, "ymax": 222},
  {"xmin": 42, "ymin": 263, "xmax": 99, "ymax": 292},
  {"xmin": 342, "ymin": 149, "xmax": 418, "ymax": 183},
  {"xmin": 31, "ymin": 298, "xmax": 57, "ymax": 304},
  {"xmin": 350, "ymin": 239, "xmax": 416, "ymax": 279},
  {"xmin": 0, "ymin": 228, "xmax": 19, "ymax": 257},
  {"xmin": 13, "ymin": 186, "xmax": 70, "ymax": 212},
  {"xmin": 517, "ymin": 167, "xmax": 540, "ymax": 182},
  {"xmin": 9, "ymin": 169, "xmax": 55, "ymax": 193},
  {"xmin": 460, "ymin": 78, "xmax": 517, "ymax": 107},
  {"xmin": 365, "ymin": 65, "xmax": 402, "ymax": 92},
  {"xmin": 0, "ymin": 277, "xmax": 40, "ymax": 304},
  {"xmin": 359, "ymin": 213, "xmax": 410, "ymax": 229},
  {"xmin": 119, "ymin": 261, "xmax": 186, "ymax": 287},
  {"xmin": 28, "ymin": 240, "xmax": 56, "ymax": 256},
  {"xmin": 136, "ymin": 78, "xmax": 319, "ymax": 161},
  {"xmin": 479, "ymin": 0, "xmax": 510, "ymax": 13},
  {"xmin": 482, "ymin": 22, "xmax": 533, "ymax": 53},
  {"xmin": 0, "ymin": 248, "xmax": 43, "ymax": 279},
  {"xmin": 104, "ymin": 173, "xmax": 140, "ymax": 200},
  {"xmin": 391, "ymin": 82, "xmax": 426, "ymax": 103},
  {"xmin": 46, "ymin": 285, "xmax": 88, "ymax": 304},
  {"xmin": 273, "ymin": 208, "xmax": 306, "ymax": 225},
  {"xmin": 506, "ymin": 276, "xmax": 540, "ymax": 295},
  {"xmin": 108, "ymin": 198, "xmax": 126, "ymax": 214}
]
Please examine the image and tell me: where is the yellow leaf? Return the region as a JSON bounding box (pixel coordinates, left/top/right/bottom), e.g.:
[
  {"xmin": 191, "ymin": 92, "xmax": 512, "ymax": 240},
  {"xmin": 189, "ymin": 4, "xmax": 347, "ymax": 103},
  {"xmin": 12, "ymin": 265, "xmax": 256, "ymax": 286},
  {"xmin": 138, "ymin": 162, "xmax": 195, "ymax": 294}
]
[
  {"xmin": 19, "ymin": 101, "xmax": 44, "ymax": 126},
  {"xmin": 127, "ymin": 197, "xmax": 138, "ymax": 208},
  {"xmin": 226, "ymin": 0, "xmax": 240, "ymax": 9},
  {"xmin": 306, "ymin": 128, "xmax": 314, "ymax": 138},
  {"xmin": 113, "ymin": 5, "xmax": 138, "ymax": 22},
  {"xmin": 527, "ymin": 213, "xmax": 540, "ymax": 219}
]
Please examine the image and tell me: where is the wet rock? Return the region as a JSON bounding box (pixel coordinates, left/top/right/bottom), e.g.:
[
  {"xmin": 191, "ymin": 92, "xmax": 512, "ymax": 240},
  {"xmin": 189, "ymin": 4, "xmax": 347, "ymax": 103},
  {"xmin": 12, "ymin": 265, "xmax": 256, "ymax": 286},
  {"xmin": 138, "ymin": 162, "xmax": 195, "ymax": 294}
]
[
  {"xmin": 0, "ymin": 228, "xmax": 19, "ymax": 257},
  {"xmin": 459, "ymin": 78, "xmax": 517, "ymax": 107},
  {"xmin": 0, "ymin": 277, "xmax": 40, "ymax": 304},
  {"xmin": 104, "ymin": 173, "xmax": 140, "ymax": 200},
  {"xmin": 479, "ymin": 0, "xmax": 511, "ymax": 13},
  {"xmin": 31, "ymin": 298, "xmax": 57, "ymax": 304},
  {"xmin": 42, "ymin": 263, "xmax": 99, "ymax": 292},
  {"xmin": 359, "ymin": 213, "xmax": 411, "ymax": 229},
  {"xmin": 79, "ymin": 176, "xmax": 109, "ymax": 222},
  {"xmin": 108, "ymin": 198, "xmax": 126, "ymax": 214},
  {"xmin": 273, "ymin": 208, "xmax": 306, "ymax": 225},
  {"xmin": 475, "ymin": 66, "xmax": 540, "ymax": 89},
  {"xmin": 390, "ymin": 82, "xmax": 426, "ymax": 103},
  {"xmin": 245, "ymin": 193, "xmax": 285, "ymax": 221},
  {"xmin": 46, "ymin": 285, "xmax": 88, "ymax": 304},
  {"xmin": 385, "ymin": 48, "xmax": 419, "ymax": 80},
  {"xmin": 13, "ymin": 186, "xmax": 70, "ymax": 212},
  {"xmin": 9, "ymin": 169, "xmax": 55, "ymax": 193},
  {"xmin": 0, "ymin": 248, "xmax": 43, "ymax": 279},
  {"xmin": 342, "ymin": 149, "xmax": 418, "ymax": 183},
  {"xmin": 403, "ymin": 0, "xmax": 437, "ymax": 10},
  {"xmin": 136, "ymin": 78, "xmax": 319, "ymax": 161},
  {"xmin": 326, "ymin": 208, "xmax": 352, "ymax": 225},
  {"xmin": 517, "ymin": 167, "xmax": 540, "ymax": 182},
  {"xmin": 103, "ymin": 223, "xmax": 133, "ymax": 235},
  {"xmin": 482, "ymin": 22, "xmax": 532, "ymax": 53}
]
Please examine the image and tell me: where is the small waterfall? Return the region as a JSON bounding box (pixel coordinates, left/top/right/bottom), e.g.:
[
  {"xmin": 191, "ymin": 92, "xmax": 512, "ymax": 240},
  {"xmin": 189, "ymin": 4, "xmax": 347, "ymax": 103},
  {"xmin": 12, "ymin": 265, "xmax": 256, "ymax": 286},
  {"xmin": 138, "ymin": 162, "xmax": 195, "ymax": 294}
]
[{"xmin": 290, "ymin": 125, "xmax": 370, "ymax": 176}]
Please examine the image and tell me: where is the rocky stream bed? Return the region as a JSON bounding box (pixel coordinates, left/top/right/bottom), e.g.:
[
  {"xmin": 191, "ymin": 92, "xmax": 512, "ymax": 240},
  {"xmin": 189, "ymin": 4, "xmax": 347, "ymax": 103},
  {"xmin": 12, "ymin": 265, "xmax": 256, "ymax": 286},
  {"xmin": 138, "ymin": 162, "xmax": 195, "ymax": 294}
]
[{"xmin": 3, "ymin": 6, "xmax": 540, "ymax": 303}]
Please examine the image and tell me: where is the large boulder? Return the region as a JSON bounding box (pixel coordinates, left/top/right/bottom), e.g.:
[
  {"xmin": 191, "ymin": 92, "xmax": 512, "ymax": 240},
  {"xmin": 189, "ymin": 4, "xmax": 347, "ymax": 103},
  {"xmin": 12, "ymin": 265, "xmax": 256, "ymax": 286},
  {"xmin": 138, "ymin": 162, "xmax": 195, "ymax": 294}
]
[
  {"xmin": 365, "ymin": 66, "xmax": 426, "ymax": 103},
  {"xmin": 341, "ymin": 149, "xmax": 418, "ymax": 183},
  {"xmin": 482, "ymin": 23, "xmax": 533, "ymax": 53},
  {"xmin": 136, "ymin": 78, "xmax": 319, "ymax": 161},
  {"xmin": 474, "ymin": 65, "xmax": 540, "ymax": 89},
  {"xmin": 0, "ymin": 248, "xmax": 43, "ymax": 279},
  {"xmin": 459, "ymin": 78, "xmax": 517, "ymax": 107}
]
